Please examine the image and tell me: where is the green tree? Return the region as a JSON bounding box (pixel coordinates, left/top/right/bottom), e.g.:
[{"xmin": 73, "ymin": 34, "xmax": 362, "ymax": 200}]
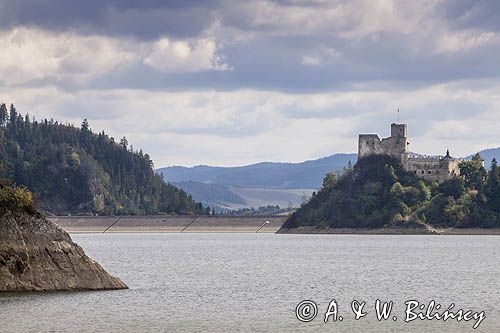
[
  {"xmin": 81, "ymin": 118, "xmax": 90, "ymax": 131},
  {"xmin": 9, "ymin": 104, "xmax": 17, "ymax": 124},
  {"xmin": 0, "ymin": 103, "xmax": 7, "ymax": 126},
  {"xmin": 119, "ymin": 136, "xmax": 128, "ymax": 150},
  {"xmin": 322, "ymin": 172, "xmax": 337, "ymax": 190},
  {"xmin": 459, "ymin": 153, "xmax": 486, "ymax": 190},
  {"xmin": 437, "ymin": 177, "xmax": 466, "ymax": 199},
  {"xmin": 485, "ymin": 158, "xmax": 500, "ymax": 212}
]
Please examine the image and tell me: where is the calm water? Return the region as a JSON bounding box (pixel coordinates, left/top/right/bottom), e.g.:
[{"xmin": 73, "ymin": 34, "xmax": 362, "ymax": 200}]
[{"xmin": 1, "ymin": 234, "xmax": 499, "ymax": 332}]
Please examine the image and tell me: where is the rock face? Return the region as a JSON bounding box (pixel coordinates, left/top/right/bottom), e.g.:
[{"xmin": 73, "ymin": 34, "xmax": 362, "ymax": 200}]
[{"xmin": 0, "ymin": 211, "xmax": 127, "ymax": 292}]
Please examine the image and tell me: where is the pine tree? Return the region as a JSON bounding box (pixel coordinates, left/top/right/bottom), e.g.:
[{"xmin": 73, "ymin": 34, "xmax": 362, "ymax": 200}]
[
  {"xmin": 81, "ymin": 118, "xmax": 90, "ymax": 131},
  {"xmin": 119, "ymin": 136, "xmax": 128, "ymax": 150},
  {"xmin": 0, "ymin": 103, "xmax": 7, "ymax": 126},
  {"xmin": 9, "ymin": 104, "xmax": 17, "ymax": 124},
  {"xmin": 486, "ymin": 158, "xmax": 500, "ymax": 212}
]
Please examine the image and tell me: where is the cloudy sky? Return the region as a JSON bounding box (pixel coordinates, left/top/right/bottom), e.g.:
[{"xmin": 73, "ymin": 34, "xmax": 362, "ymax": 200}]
[{"xmin": 1, "ymin": 0, "xmax": 500, "ymax": 167}]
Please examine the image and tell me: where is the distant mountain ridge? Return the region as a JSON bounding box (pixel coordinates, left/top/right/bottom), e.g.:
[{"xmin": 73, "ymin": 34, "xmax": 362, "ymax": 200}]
[
  {"xmin": 466, "ymin": 148, "xmax": 500, "ymax": 167},
  {"xmin": 156, "ymin": 149, "xmax": 500, "ymax": 210},
  {"xmin": 157, "ymin": 153, "xmax": 357, "ymax": 190}
]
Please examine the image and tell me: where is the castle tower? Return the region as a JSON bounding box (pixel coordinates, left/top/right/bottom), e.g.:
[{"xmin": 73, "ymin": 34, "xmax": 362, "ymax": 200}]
[
  {"xmin": 390, "ymin": 123, "xmax": 408, "ymax": 165},
  {"xmin": 391, "ymin": 123, "xmax": 407, "ymax": 139},
  {"xmin": 358, "ymin": 123, "xmax": 408, "ymax": 163}
]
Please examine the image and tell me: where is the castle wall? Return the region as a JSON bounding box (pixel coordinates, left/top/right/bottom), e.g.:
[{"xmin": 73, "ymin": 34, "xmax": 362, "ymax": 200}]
[{"xmin": 406, "ymin": 158, "xmax": 460, "ymax": 182}]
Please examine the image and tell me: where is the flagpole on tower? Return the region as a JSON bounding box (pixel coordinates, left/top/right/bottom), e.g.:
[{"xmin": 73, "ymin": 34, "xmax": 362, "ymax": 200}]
[{"xmin": 397, "ymin": 108, "xmax": 400, "ymax": 123}]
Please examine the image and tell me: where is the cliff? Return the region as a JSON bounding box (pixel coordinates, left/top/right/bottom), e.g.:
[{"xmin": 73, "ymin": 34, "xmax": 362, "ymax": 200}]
[{"xmin": 0, "ymin": 210, "xmax": 127, "ymax": 292}]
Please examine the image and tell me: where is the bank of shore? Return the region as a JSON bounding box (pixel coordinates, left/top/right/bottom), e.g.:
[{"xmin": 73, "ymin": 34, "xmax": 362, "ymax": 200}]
[
  {"xmin": 277, "ymin": 226, "xmax": 500, "ymax": 235},
  {"xmin": 50, "ymin": 216, "xmax": 500, "ymax": 235}
]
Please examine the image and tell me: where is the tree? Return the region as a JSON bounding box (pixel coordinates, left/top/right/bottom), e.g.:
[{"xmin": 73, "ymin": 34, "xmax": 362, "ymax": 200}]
[
  {"xmin": 459, "ymin": 153, "xmax": 486, "ymax": 190},
  {"xmin": 0, "ymin": 103, "xmax": 7, "ymax": 126},
  {"xmin": 322, "ymin": 172, "xmax": 337, "ymax": 190},
  {"xmin": 9, "ymin": 104, "xmax": 17, "ymax": 124},
  {"xmin": 119, "ymin": 136, "xmax": 128, "ymax": 150},
  {"xmin": 437, "ymin": 177, "xmax": 465, "ymax": 199},
  {"xmin": 485, "ymin": 158, "xmax": 500, "ymax": 212},
  {"xmin": 81, "ymin": 118, "xmax": 90, "ymax": 131}
]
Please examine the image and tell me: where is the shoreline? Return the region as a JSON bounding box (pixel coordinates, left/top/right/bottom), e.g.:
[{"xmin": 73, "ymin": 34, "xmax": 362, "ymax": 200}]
[
  {"xmin": 49, "ymin": 216, "xmax": 500, "ymax": 235},
  {"xmin": 277, "ymin": 227, "xmax": 500, "ymax": 235}
]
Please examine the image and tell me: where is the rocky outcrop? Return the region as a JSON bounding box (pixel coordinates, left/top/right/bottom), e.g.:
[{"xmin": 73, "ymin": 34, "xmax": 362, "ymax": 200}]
[{"xmin": 0, "ymin": 211, "xmax": 127, "ymax": 292}]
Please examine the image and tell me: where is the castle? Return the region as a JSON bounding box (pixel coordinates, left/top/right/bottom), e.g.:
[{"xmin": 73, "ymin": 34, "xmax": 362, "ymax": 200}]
[{"xmin": 358, "ymin": 123, "xmax": 461, "ymax": 182}]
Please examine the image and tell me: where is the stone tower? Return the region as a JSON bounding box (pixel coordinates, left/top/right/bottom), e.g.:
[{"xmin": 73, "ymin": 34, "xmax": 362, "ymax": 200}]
[
  {"xmin": 358, "ymin": 123, "xmax": 408, "ymax": 163},
  {"xmin": 390, "ymin": 123, "xmax": 409, "ymax": 166}
]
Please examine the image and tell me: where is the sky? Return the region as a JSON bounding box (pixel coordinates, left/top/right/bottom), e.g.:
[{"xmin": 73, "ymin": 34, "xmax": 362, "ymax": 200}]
[{"xmin": 1, "ymin": 0, "xmax": 500, "ymax": 167}]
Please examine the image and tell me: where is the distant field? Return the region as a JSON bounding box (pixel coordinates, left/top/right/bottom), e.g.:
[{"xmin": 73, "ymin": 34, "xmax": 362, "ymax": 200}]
[{"xmin": 227, "ymin": 187, "xmax": 315, "ymax": 209}]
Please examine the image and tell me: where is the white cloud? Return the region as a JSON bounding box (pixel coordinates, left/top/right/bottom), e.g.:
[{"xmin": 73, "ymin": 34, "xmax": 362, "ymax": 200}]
[
  {"xmin": 436, "ymin": 31, "xmax": 499, "ymax": 53},
  {"xmin": 143, "ymin": 37, "xmax": 231, "ymax": 73},
  {"xmin": 301, "ymin": 55, "xmax": 321, "ymax": 66},
  {"xmin": 0, "ymin": 27, "xmax": 136, "ymax": 85},
  {"xmin": 301, "ymin": 47, "xmax": 341, "ymax": 66},
  {"xmin": 0, "ymin": 27, "xmax": 230, "ymax": 86}
]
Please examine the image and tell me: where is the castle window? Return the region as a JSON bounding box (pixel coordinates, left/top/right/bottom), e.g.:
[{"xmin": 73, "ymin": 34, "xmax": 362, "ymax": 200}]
[
  {"xmin": 366, "ymin": 141, "xmax": 369, "ymax": 144},
  {"xmin": 428, "ymin": 170, "xmax": 432, "ymax": 174},
  {"xmin": 421, "ymin": 170, "xmax": 424, "ymax": 174}
]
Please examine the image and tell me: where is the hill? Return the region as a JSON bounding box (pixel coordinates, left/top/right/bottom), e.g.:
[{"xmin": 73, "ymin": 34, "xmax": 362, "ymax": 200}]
[
  {"xmin": 0, "ymin": 103, "xmax": 203, "ymax": 216},
  {"xmin": 468, "ymin": 148, "xmax": 500, "ymax": 167},
  {"xmin": 157, "ymin": 154, "xmax": 355, "ymax": 209},
  {"xmin": 172, "ymin": 181, "xmax": 246, "ymax": 209},
  {"xmin": 157, "ymin": 154, "xmax": 356, "ymax": 190},
  {"xmin": 280, "ymin": 154, "xmax": 500, "ymax": 231}
]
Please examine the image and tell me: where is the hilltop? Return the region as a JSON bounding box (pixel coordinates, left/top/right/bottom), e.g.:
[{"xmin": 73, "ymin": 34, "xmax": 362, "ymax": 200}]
[
  {"xmin": 0, "ymin": 103, "xmax": 203, "ymax": 216},
  {"xmin": 279, "ymin": 154, "xmax": 500, "ymax": 232}
]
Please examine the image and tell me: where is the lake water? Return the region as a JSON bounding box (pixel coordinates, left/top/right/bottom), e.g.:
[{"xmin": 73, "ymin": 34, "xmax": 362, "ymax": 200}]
[{"xmin": 1, "ymin": 234, "xmax": 499, "ymax": 332}]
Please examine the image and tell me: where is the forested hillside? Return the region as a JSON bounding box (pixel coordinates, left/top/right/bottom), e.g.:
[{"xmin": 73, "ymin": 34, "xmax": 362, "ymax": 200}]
[
  {"xmin": 0, "ymin": 103, "xmax": 204, "ymax": 216},
  {"xmin": 282, "ymin": 154, "xmax": 500, "ymax": 230}
]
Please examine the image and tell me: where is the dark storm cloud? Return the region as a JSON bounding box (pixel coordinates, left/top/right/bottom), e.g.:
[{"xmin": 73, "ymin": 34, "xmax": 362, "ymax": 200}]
[
  {"xmin": 2, "ymin": 0, "xmax": 500, "ymax": 93},
  {"xmin": 75, "ymin": 29, "xmax": 500, "ymax": 94},
  {"xmin": 440, "ymin": 0, "xmax": 500, "ymax": 31},
  {"xmin": 0, "ymin": 0, "xmax": 220, "ymax": 39}
]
